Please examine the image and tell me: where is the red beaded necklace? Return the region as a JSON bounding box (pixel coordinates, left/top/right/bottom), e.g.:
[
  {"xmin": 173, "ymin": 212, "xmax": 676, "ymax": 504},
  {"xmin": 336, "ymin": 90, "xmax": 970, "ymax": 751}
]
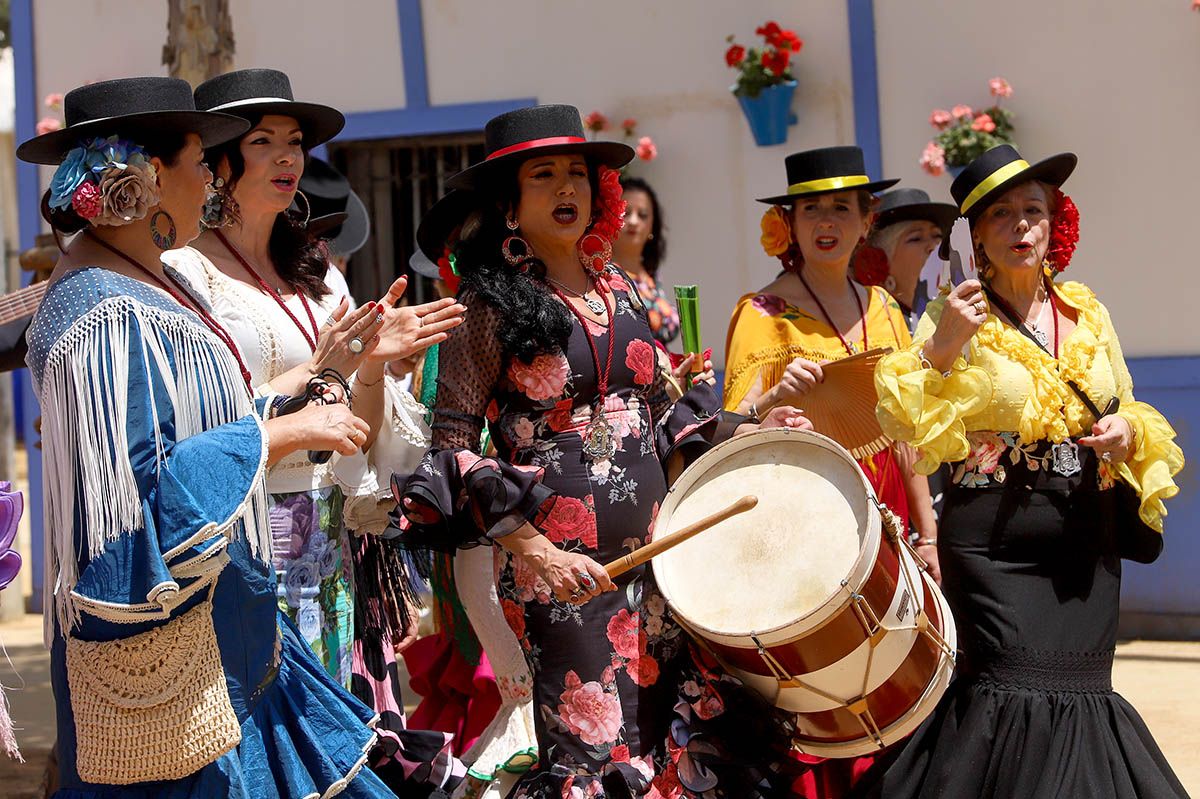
[
  {"xmin": 88, "ymin": 233, "xmax": 255, "ymax": 393},
  {"xmin": 796, "ymin": 272, "xmax": 868, "ymax": 357},
  {"xmin": 548, "ymin": 275, "xmax": 617, "ymax": 461},
  {"xmin": 214, "ymin": 228, "xmax": 321, "ymax": 353}
]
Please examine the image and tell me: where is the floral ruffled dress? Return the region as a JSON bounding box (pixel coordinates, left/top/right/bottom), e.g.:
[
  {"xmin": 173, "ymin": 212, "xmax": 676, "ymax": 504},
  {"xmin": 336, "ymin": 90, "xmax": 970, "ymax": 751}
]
[{"xmin": 399, "ymin": 270, "xmax": 797, "ymax": 798}]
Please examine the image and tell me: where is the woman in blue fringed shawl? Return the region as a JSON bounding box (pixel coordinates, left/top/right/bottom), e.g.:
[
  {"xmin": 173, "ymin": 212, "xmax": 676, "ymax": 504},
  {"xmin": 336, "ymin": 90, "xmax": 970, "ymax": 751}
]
[{"xmin": 19, "ymin": 76, "xmax": 451, "ymax": 798}]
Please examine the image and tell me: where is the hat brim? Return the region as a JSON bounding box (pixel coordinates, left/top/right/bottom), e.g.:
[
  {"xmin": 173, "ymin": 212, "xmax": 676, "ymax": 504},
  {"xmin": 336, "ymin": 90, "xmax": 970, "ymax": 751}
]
[
  {"xmin": 409, "ymin": 250, "xmax": 442, "ymax": 280},
  {"xmin": 204, "ymin": 100, "xmax": 345, "ymax": 147},
  {"xmin": 323, "ymin": 191, "xmax": 370, "ymax": 257},
  {"xmin": 876, "ymin": 202, "xmax": 959, "ymax": 233},
  {"xmin": 416, "ymin": 190, "xmax": 487, "ymax": 263},
  {"xmin": 756, "ymin": 178, "xmax": 901, "ymax": 205},
  {"xmin": 959, "ymin": 152, "xmax": 1077, "ymax": 220},
  {"xmin": 306, "ymin": 212, "xmax": 350, "ymax": 240},
  {"xmin": 446, "ymin": 141, "xmax": 635, "ymax": 191},
  {"xmin": 17, "ymin": 111, "xmax": 250, "ymax": 165}
]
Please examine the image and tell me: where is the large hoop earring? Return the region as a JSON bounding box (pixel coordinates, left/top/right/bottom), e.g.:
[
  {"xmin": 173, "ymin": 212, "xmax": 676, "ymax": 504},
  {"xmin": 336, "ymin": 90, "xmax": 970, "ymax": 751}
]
[
  {"xmin": 294, "ymin": 189, "xmax": 312, "ymax": 227},
  {"xmin": 577, "ymin": 232, "xmax": 612, "ymax": 274},
  {"xmin": 150, "ymin": 210, "xmax": 177, "ymax": 250},
  {"xmin": 502, "ymin": 216, "xmax": 532, "ymax": 268}
]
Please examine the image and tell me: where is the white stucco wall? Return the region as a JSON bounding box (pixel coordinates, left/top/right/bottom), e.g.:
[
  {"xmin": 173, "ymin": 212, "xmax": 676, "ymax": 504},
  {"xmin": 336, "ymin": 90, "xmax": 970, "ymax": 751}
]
[
  {"xmin": 422, "ymin": 0, "xmax": 858, "ymax": 360},
  {"xmin": 875, "ymin": 0, "xmax": 1200, "ymax": 357},
  {"xmin": 26, "ymin": 0, "xmax": 1199, "ymax": 358}
]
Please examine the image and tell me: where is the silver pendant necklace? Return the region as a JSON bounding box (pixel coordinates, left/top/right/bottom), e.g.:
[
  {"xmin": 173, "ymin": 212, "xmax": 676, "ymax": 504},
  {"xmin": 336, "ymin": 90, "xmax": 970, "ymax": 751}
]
[{"xmin": 546, "ymin": 275, "xmax": 606, "ymax": 316}]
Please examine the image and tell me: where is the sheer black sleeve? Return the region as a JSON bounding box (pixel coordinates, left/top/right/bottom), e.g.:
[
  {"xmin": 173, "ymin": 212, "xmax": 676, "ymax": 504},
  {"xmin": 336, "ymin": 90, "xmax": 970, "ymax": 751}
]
[{"xmin": 394, "ymin": 289, "xmax": 553, "ymax": 550}]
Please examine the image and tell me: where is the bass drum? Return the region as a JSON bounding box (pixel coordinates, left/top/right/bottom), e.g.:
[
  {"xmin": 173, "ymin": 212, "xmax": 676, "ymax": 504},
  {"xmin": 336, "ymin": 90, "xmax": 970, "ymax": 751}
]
[{"xmin": 651, "ymin": 428, "xmax": 955, "ymax": 758}]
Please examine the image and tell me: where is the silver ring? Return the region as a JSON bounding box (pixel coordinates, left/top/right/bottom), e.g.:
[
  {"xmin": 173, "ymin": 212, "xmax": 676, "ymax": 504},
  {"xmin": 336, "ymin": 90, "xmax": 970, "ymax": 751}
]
[
  {"xmin": 1101, "ymin": 451, "xmax": 1112, "ymax": 462},
  {"xmin": 577, "ymin": 572, "xmax": 597, "ymax": 592},
  {"xmin": 348, "ymin": 337, "xmax": 364, "ymax": 354}
]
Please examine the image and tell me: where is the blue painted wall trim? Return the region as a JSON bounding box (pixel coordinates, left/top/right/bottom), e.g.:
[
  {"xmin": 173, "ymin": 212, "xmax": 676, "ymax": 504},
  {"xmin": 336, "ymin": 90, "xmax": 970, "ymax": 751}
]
[
  {"xmin": 846, "ymin": 0, "xmax": 883, "ymax": 180},
  {"xmin": 340, "ymin": 98, "xmax": 536, "ymax": 142},
  {"xmin": 12, "ymin": 0, "xmax": 45, "ymax": 613},
  {"xmin": 397, "ymin": 0, "xmax": 430, "ymax": 109}
]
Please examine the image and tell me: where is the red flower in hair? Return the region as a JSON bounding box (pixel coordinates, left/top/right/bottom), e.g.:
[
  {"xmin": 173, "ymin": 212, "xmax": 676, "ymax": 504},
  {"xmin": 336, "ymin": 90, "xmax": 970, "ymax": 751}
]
[
  {"xmin": 591, "ymin": 166, "xmax": 627, "ymax": 243},
  {"xmin": 1047, "ymin": 190, "xmax": 1080, "ymax": 272},
  {"xmin": 852, "ymin": 246, "xmax": 890, "ymax": 286}
]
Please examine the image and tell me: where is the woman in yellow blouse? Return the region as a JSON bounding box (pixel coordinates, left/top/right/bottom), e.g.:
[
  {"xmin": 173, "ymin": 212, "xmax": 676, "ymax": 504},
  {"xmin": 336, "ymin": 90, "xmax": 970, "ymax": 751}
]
[
  {"xmin": 723, "ymin": 146, "xmax": 939, "ymax": 797},
  {"xmin": 724, "ymin": 147, "xmax": 939, "ymax": 570},
  {"xmin": 868, "ymin": 145, "xmax": 1187, "ymax": 798}
]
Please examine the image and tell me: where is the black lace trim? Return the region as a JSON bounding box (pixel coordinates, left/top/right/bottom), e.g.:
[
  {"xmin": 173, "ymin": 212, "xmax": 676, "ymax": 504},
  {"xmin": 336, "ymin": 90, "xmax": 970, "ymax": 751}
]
[{"xmin": 972, "ymin": 645, "xmax": 1114, "ymax": 693}]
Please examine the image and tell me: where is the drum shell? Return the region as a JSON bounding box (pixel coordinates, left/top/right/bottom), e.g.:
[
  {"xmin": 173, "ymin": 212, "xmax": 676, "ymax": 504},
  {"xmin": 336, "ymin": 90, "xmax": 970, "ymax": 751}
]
[{"xmin": 652, "ymin": 429, "xmax": 956, "ymax": 758}]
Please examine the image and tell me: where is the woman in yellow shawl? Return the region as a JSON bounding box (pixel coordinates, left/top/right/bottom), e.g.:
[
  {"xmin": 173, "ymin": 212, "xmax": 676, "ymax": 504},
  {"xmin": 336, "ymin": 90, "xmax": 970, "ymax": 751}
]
[
  {"xmin": 722, "ymin": 146, "xmax": 939, "ymax": 797},
  {"xmin": 864, "ymin": 146, "xmax": 1186, "ymax": 798}
]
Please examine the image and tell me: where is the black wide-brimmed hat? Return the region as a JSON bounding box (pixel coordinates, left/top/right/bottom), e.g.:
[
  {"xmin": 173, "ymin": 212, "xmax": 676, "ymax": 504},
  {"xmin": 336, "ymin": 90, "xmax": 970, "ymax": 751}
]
[
  {"xmin": 446, "ymin": 104, "xmax": 634, "ymax": 192},
  {"xmin": 874, "ymin": 188, "xmax": 958, "ymax": 233},
  {"xmin": 194, "ymin": 68, "xmax": 345, "ymax": 147},
  {"xmin": 950, "ymin": 144, "xmax": 1076, "ymax": 219},
  {"xmin": 299, "ymin": 157, "xmax": 370, "ymax": 257},
  {"xmin": 17, "ymin": 77, "xmax": 249, "ymax": 164},
  {"xmin": 756, "ymin": 146, "xmax": 899, "ymax": 205}
]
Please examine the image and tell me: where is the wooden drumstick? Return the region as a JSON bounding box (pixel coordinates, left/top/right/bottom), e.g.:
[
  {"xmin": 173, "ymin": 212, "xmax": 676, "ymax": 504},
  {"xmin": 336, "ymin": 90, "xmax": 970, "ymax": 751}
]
[{"xmin": 604, "ymin": 495, "xmax": 758, "ymax": 579}]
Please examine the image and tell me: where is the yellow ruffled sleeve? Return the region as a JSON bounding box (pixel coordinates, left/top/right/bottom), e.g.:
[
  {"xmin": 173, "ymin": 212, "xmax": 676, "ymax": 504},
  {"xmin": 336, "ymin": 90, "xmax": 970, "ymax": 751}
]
[
  {"xmin": 1099, "ymin": 303, "xmax": 1184, "ymax": 532},
  {"xmin": 874, "ymin": 297, "xmax": 993, "ymax": 474}
]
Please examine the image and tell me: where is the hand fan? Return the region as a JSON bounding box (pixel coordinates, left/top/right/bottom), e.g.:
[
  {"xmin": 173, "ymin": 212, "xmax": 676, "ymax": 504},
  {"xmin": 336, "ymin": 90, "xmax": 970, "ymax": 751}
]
[{"xmin": 800, "ymin": 347, "xmax": 893, "ymax": 459}]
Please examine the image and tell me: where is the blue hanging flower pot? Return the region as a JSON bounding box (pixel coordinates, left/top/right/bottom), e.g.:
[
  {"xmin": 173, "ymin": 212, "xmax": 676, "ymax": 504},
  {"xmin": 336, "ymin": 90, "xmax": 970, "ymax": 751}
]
[{"xmin": 735, "ymin": 80, "xmax": 798, "ymax": 147}]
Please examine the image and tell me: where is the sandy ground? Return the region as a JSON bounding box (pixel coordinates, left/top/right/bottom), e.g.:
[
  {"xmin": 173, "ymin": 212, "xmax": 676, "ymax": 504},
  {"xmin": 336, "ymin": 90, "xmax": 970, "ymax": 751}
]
[{"xmin": 0, "ymin": 609, "xmax": 1196, "ymax": 796}]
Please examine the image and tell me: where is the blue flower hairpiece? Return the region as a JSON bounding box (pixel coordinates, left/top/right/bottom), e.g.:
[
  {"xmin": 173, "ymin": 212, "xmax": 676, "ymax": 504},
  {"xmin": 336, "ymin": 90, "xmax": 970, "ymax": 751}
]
[{"xmin": 48, "ymin": 135, "xmax": 151, "ymax": 211}]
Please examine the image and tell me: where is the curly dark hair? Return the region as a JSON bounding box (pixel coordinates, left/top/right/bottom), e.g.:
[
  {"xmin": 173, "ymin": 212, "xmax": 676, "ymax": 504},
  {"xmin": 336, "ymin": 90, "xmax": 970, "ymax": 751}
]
[
  {"xmin": 204, "ymin": 116, "xmax": 330, "ymax": 300},
  {"xmin": 453, "ymin": 160, "xmax": 609, "ymax": 362},
  {"xmin": 618, "ymin": 176, "xmax": 667, "ymax": 277},
  {"xmin": 41, "ymin": 129, "xmax": 190, "ymax": 237}
]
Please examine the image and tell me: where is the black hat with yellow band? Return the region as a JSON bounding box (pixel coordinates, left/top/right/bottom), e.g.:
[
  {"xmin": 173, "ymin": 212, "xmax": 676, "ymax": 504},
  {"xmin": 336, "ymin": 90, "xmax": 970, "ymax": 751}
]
[
  {"xmin": 950, "ymin": 144, "xmax": 1076, "ymax": 220},
  {"xmin": 756, "ymin": 146, "xmax": 899, "ymax": 205}
]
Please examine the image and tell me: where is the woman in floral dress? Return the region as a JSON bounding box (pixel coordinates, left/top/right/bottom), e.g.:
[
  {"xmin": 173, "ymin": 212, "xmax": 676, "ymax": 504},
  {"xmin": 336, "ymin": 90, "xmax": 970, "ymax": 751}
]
[{"xmin": 398, "ymin": 105, "xmax": 806, "ymax": 798}]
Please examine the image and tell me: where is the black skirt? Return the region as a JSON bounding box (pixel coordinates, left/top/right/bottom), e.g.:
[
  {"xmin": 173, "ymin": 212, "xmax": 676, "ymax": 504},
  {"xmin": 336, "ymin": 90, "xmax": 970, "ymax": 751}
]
[{"xmin": 856, "ymin": 455, "xmax": 1189, "ymax": 798}]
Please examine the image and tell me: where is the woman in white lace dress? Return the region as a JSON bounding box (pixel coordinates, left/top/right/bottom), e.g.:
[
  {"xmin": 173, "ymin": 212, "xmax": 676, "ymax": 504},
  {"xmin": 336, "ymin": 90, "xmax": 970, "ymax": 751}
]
[{"xmin": 164, "ymin": 68, "xmax": 466, "ymax": 794}]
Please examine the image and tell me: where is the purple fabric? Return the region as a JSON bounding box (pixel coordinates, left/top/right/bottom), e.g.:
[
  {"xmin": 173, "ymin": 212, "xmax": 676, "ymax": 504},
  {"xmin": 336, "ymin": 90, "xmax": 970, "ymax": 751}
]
[{"xmin": 0, "ymin": 484, "xmax": 23, "ymax": 591}]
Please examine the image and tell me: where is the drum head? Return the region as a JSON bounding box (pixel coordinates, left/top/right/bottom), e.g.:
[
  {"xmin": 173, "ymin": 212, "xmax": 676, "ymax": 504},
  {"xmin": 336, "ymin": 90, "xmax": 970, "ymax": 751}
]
[{"xmin": 653, "ymin": 429, "xmax": 874, "ymax": 637}]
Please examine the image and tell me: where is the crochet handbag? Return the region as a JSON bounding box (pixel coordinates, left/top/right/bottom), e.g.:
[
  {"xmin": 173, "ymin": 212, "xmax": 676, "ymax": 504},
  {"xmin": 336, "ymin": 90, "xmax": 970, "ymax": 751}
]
[{"xmin": 64, "ymin": 595, "xmax": 241, "ymax": 784}]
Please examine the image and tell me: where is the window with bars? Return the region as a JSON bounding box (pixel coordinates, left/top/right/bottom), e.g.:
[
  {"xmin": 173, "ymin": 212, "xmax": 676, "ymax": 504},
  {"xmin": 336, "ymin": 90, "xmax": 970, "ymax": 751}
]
[{"xmin": 327, "ymin": 134, "xmax": 485, "ymax": 305}]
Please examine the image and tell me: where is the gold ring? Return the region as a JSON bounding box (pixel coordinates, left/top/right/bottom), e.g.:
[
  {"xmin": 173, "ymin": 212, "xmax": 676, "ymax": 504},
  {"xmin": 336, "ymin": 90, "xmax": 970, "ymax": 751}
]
[{"xmin": 974, "ymin": 301, "xmax": 987, "ymax": 313}]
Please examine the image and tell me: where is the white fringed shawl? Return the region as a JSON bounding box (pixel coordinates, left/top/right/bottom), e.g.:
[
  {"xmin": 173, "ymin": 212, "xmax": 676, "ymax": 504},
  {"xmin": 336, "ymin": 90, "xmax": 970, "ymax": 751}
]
[{"xmin": 34, "ymin": 292, "xmax": 270, "ymax": 641}]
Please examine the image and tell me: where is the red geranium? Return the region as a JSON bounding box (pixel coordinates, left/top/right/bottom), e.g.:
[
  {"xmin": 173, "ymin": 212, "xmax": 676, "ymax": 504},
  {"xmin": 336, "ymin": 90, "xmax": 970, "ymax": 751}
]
[
  {"xmin": 583, "ymin": 111, "xmax": 609, "ymax": 132},
  {"xmin": 762, "ymin": 48, "xmax": 791, "ymax": 76},
  {"xmin": 727, "ymin": 20, "xmax": 803, "ymax": 98},
  {"xmin": 1047, "ymin": 189, "xmax": 1080, "ymax": 272},
  {"xmin": 756, "ymin": 21, "xmax": 782, "ymax": 42}
]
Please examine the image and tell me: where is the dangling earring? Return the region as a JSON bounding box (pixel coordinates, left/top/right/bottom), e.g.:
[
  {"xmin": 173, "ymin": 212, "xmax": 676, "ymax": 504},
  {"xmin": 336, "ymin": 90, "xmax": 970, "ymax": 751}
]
[
  {"xmin": 150, "ymin": 210, "xmax": 177, "ymax": 250},
  {"xmin": 577, "ymin": 232, "xmax": 612, "ymax": 274},
  {"xmin": 294, "ymin": 189, "xmax": 312, "ymax": 227},
  {"xmin": 501, "ymin": 217, "xmax": 532, "ymax": 268},
  {"xmin": 202, "ymin": 176, "xmax": 239, "ymax": 229}
]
